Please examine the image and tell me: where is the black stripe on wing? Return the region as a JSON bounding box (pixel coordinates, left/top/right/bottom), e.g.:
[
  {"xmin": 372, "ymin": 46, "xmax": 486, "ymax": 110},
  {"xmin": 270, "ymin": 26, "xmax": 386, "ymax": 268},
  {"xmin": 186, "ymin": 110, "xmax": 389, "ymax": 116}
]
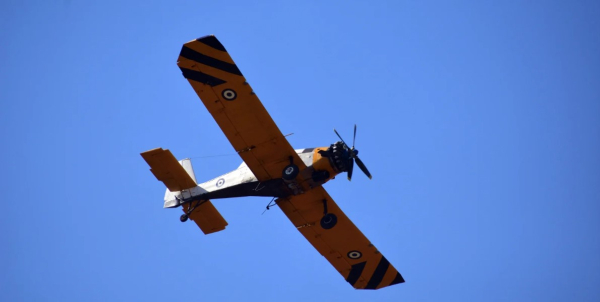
[
  {"xmin": 179, "ymin": 67, "xmax": 226, "ymax": 87},
  {"xmin": 365, "ymin": 256, "xmax": 390, "ymax": 289},
  {"xmin": 180, "ymin": 46, "xmax": 242, "ymax": 76},
  {"xmin": 196, "ymin": 35, "xmax": 227, "ymax": 52},
  {"xmin": 389, "ymin": 272, "xmax": 405, "ymax": 286},
  {"xmin": 346, "ymin": 262, "xmax": 366, "ymax": 286}
]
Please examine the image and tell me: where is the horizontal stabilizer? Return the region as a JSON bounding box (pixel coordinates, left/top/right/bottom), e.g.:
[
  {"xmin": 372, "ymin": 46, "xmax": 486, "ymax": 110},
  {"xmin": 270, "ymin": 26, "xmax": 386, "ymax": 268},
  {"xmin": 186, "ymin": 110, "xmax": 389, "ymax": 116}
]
[
  {"xmin": 141, "ymin": 148, "xmax": 197, "ymax": 192},
  {"xmin": 183, "ymin": 201, "xmax": 228, "ymax": 235}
]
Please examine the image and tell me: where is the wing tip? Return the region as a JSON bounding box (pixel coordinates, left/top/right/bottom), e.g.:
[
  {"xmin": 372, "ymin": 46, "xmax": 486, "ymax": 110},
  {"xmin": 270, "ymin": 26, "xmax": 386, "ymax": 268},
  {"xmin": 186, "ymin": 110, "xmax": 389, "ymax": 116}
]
[
  {"xmin": 389, "ymin": 272, "xmax": 405, "ymax": 286},
  {"xmin": 140, "ymin": 147, "xmax": 165, "ymax": 157},
  {"xmin": 195, "ymin": 35, "xmax": 227, "ymax": 52},
  {"xmin": 357, "ymin": 272, "xmax": 405, "ymax": 290}
]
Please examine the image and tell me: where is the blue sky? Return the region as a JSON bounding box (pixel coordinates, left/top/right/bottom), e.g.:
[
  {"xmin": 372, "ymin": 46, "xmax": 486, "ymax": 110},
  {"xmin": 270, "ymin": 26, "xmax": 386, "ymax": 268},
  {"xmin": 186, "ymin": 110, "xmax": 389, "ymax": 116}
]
[{"xmin": 1, "ymin": 1, "xmax": 599, "ymax": 301}]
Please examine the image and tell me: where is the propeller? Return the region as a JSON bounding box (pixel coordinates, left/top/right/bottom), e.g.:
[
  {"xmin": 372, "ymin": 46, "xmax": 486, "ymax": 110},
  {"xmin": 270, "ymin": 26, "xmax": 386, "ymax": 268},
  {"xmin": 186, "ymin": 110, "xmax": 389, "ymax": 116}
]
[{"xmin": 333, "ymin": 124, "xmax": 372, "ymax": 181}]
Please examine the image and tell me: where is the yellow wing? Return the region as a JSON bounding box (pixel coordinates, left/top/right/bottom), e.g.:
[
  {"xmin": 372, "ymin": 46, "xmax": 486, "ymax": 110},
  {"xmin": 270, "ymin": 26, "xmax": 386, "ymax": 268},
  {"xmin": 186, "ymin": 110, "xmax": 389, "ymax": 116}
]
[
  {"xmin": 140, "ymin": 148, "xmax": 196, "ymax": 191},
  {"xmin": 182, "ymin": 201, "xmax": 228, "ymax": 235},
  {"xmin": 177, "ymin": 35, "xmax": 307, "ymax": 185},
  {"xmin": 141, "ymin": 148, "xmax": 228, "ymax": 235},
  {"xmin": 277, "ymin": 187, "xmax": 405, "ymax": 290}
]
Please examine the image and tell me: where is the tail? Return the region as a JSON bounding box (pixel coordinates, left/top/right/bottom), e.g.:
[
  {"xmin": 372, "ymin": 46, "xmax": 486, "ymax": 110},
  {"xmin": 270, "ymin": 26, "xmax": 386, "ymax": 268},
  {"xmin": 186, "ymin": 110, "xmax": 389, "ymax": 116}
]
[{"xmin": 141, "ymin": 148, "xmax": 228, "ymax": 235}]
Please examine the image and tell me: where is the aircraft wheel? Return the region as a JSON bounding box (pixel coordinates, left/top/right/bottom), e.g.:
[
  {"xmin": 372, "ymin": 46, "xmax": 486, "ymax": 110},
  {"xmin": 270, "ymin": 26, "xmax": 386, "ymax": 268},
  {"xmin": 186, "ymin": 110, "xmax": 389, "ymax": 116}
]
[
  {"xmin": 320, "ymin": 213, "xmax": 338, "ymax": 229},
  {"xmin": 180, "ymin": 214, "xmax": 189, "ymax": 222},
  {"xmin": 282, "ymin": 164, "xmax": 299, "ymax": 180}
]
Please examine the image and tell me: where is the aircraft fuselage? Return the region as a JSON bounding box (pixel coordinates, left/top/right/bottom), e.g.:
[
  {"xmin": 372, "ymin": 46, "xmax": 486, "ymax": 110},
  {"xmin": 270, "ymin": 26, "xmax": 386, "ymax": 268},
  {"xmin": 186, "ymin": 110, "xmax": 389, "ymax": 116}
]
[{"xmin": 163, "ymin": 143, "xmax": 349, "ymax": 208}]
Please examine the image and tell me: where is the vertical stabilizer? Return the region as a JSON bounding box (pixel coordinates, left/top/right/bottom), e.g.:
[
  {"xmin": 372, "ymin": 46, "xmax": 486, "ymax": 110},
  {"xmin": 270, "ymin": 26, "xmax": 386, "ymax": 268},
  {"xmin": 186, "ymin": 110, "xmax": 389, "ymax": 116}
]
[{"xmin": 179, "ymin": 158, "xmax": 197, "ymax": 183}]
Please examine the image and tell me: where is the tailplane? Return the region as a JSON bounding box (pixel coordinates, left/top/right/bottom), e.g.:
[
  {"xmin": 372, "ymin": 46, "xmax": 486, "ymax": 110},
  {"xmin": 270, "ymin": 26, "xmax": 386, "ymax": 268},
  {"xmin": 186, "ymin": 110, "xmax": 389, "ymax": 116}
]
[
  {"xmin": 141, "ymin": 148, "xmax": 196, "ymax": 192},
  {"xmin": 141, "ymin": 148, "xmax": 228, "ymax": 235}
]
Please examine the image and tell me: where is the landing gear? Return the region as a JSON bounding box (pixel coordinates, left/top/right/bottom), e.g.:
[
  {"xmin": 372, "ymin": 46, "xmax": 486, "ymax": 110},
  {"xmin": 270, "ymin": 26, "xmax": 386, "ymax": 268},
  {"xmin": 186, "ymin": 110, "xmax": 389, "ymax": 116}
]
[
  {"xmin": 320, "ymin": 198, "xmax": 338, "ymax": 229},
  {"xmin": 282, "ymin": 164, "xmax": 299, "ymax": 180},
  {"xmin": 179, "ymin": 198, "xmax": 207, "ymax": 223},
  {"xmin": 282, "ymin": 156, "xmax": 300, "ymax": 180},
  {"xmin": 320, "ymin": 213, "xmax": 338, "ymax": 229},
  {"xmin": 282, "ymin": 156, "xmax": 303, "ymax": 195}
]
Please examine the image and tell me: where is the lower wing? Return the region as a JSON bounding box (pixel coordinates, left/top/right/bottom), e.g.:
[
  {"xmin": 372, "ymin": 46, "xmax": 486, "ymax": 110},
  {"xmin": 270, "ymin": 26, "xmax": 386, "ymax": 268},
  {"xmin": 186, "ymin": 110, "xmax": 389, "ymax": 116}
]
[{"xmin": 277, "ymin": 187, "xmax": 404, "ymax": 289}]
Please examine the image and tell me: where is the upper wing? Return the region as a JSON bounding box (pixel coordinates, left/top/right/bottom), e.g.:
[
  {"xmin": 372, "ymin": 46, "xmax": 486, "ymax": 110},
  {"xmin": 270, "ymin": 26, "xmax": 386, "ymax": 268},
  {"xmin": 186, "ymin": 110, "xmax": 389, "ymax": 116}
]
[
  {"xmin": 177, "ymin": 35, "xmax": 307, "ymax": 183},
  {"xmin": 277, "ymin": 187, "xmax": 405, "ymax": 290}
]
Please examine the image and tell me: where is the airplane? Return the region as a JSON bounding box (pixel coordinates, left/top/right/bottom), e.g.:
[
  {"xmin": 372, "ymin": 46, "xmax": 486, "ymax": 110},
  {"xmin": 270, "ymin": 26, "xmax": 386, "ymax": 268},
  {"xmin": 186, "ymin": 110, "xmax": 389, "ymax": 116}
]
[{"xmin": 141, "ymin": 35, "xmax": 405, "ymax": 290}]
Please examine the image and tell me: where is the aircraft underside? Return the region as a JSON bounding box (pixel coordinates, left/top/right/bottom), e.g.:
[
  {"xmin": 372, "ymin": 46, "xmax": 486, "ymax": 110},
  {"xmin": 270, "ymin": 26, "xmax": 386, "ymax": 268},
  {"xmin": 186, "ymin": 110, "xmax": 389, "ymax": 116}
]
[{"xmin": 141, "ymin": 35, "xmax": 404, "ymax": 290}]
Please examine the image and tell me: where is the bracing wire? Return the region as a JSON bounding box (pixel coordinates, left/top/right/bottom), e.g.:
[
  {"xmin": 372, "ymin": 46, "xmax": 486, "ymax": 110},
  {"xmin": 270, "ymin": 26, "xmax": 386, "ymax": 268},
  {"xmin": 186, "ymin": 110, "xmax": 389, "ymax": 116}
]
[{"xmin": 189, "ymin": 153, "xmax": 238, "ymax": 159}]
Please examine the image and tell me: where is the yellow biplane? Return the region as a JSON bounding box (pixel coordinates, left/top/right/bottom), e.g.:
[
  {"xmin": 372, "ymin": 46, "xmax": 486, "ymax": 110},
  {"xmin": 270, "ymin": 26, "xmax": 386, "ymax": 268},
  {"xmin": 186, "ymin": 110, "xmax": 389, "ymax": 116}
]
[{"xmin": 141, "ymin": 35, "xmax": 404, "ymax": 290}]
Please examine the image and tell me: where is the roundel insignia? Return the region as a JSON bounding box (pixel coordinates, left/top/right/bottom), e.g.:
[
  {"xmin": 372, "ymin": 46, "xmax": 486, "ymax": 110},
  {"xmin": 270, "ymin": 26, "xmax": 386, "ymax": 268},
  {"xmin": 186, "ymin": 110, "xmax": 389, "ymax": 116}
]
[
  {"xmin": 216, "ymin": 178, "xmax": 225, "ymax": 187},
  {"xmin": 347, "ymin": 250, "xmax": 362, "ymax": 259},
  {"xmin": 222, "ymin": 89, "xmax": 237, "ymax": 101}
]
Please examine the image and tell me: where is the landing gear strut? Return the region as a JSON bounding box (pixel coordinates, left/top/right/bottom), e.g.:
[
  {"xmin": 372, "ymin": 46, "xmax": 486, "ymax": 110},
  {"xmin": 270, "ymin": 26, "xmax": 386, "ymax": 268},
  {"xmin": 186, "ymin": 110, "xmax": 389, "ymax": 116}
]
[{"xmin": 179, "ymin": 198, "xmax": 207, "ymax": 223}]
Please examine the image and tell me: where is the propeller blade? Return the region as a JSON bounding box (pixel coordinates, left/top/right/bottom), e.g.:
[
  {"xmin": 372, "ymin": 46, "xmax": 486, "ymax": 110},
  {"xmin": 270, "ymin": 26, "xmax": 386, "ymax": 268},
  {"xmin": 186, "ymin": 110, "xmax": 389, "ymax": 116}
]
[
  {"xmin": 347, "ymin": 158, "xmax": 354, "ymax": 181},
  {"xmin": 352, "ymin": 124, "xmax": 357, "ymax": 149},
  {"xmin": 333, "ymin": 128, "xmax": 348, "ymax": 146},
  {"xmin": 355, "ymin": 156, "xmax": 372, "ymax": 179}
]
